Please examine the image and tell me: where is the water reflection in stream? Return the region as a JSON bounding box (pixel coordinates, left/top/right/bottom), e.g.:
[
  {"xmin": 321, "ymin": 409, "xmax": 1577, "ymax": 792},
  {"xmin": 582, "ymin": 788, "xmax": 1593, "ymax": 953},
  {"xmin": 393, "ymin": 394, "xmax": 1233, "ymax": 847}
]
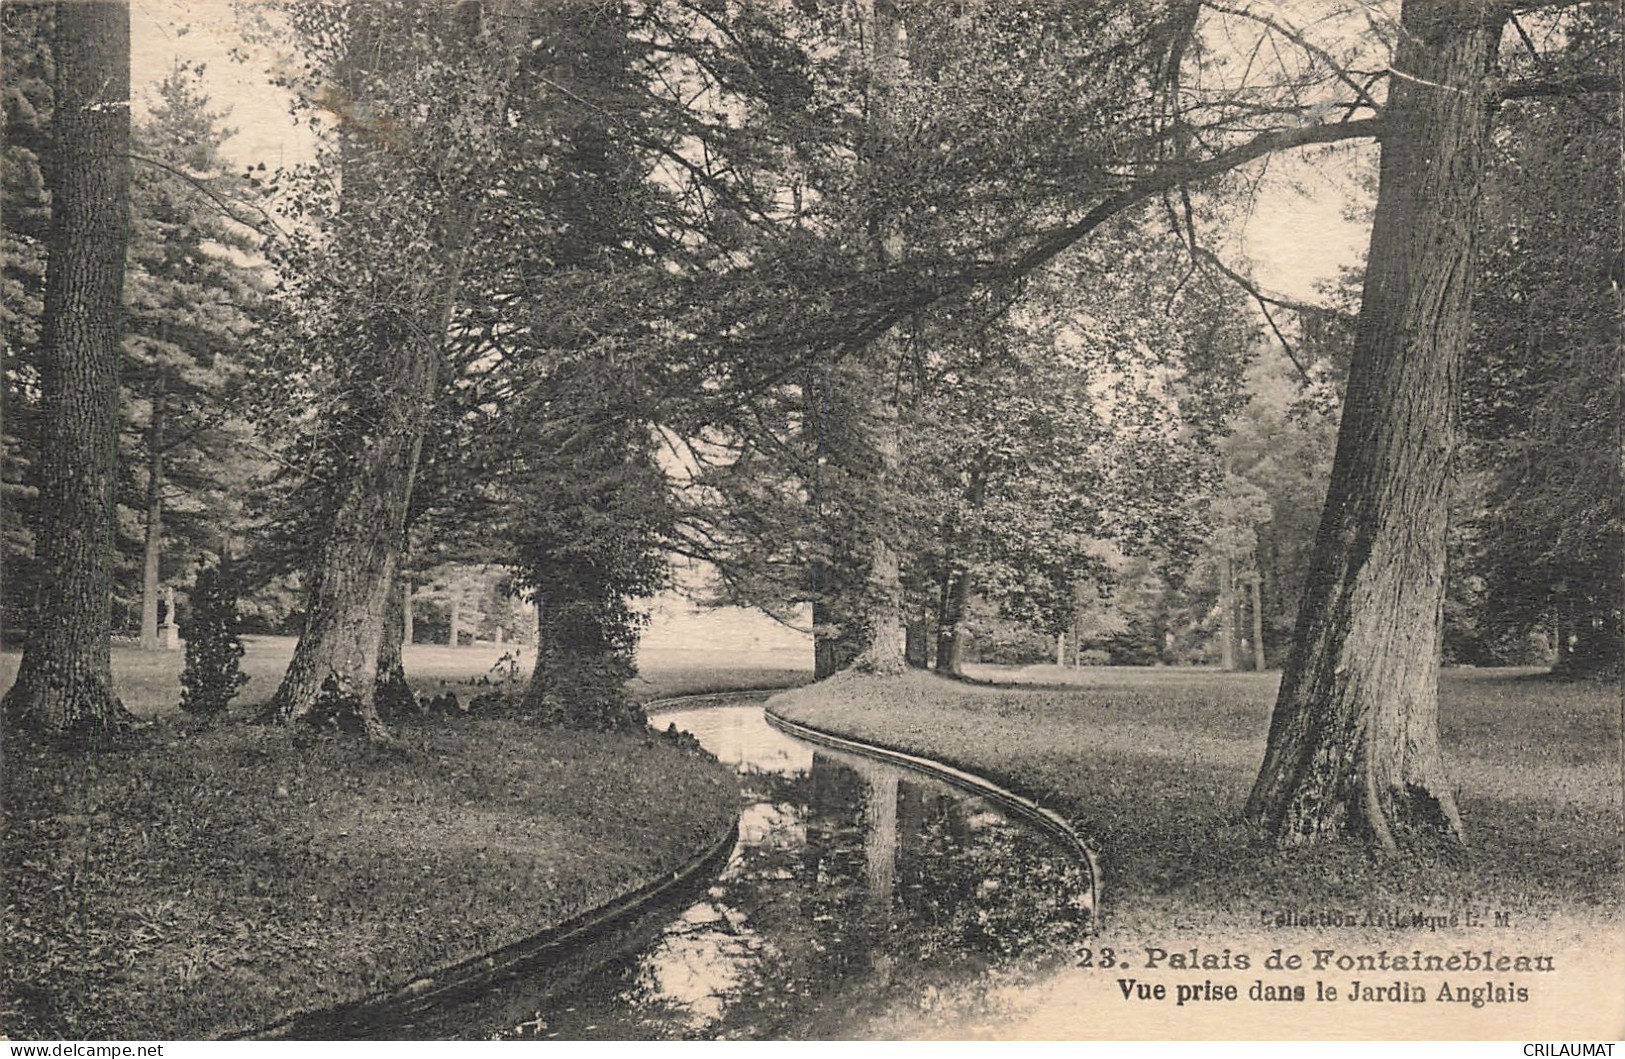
[{"xmin": 499, "ymin": 699, "xmax": 1091, "ymax": 1040}]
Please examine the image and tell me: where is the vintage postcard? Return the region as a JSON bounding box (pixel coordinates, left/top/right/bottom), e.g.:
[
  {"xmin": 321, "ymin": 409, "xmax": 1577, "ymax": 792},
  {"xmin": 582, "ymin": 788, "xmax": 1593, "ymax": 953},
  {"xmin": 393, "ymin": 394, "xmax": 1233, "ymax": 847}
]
[{"xmin": 2, "ymin": 0, "xmax": 1619, "ymax": 1044}]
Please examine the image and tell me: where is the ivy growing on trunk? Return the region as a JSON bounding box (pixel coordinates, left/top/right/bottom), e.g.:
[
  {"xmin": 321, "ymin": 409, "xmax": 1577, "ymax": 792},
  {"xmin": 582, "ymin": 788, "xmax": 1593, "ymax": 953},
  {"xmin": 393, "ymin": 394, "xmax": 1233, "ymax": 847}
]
[{"xmin": 178, "ymin": 559, "xmax": 248, "ymax": 717}]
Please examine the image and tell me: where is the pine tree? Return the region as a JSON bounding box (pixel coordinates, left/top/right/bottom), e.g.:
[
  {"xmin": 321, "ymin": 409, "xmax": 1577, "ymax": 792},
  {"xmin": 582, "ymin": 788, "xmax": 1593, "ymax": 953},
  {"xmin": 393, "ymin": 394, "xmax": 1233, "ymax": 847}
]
[{"xmin": 120, "ymin": 64, "xmax": 263, "ymax": 648}]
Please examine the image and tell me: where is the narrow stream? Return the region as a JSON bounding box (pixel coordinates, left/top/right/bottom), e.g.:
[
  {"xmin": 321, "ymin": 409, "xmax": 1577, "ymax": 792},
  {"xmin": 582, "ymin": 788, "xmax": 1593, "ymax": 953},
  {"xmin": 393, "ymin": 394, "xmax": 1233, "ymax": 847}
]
[{"xmin": 487, "ymin": 695, "xmax": 1093, "ymax": 1039}]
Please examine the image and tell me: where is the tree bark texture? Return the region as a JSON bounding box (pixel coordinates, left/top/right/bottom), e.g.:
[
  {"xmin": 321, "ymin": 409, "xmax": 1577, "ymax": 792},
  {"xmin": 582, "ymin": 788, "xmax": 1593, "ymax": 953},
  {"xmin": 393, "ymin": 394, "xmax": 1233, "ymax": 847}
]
[
  {"xmin": 139, "ymin": 376, "xmax": 165, "ymax": 651},
  {"xmin": 851, "ymin": 409, "xmax": 908, "ymax": 676},
  {"xmin": 1245, "ymin": 0, "xmax": 1504, "ymax": 848},
  {"xmin": 904, "ymin": 617, "xmax": 930, "ymax": 668},
  {"xmin": 843, "ymin": 0, "xmax": 908, "ymax": 677},
  {"xmin": 373, "ymin": 571, "xmax": 413, "ymax": 716},
  {"xmin": 807, "ymin": 364, "xmax": 893, "ymax": 679},
  {"xmin": 3, "ymin": 0, "xmax": 135, "ymax": 737}
]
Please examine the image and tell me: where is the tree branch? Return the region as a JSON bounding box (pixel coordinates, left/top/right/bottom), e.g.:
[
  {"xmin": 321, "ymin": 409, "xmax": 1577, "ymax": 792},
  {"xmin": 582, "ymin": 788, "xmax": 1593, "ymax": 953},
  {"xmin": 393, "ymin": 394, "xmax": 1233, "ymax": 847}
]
[
  {"xmin": 1200, "ymin": 2, "xmax": 1385, "ymax": 116},
  {"xmin": 1192, "ymin": 246, "xmax": 1316, "ymax": 382},
  {"xmin": 983, "ymin": 117, "xmax": 1384, "ymax": 290},
  {"xmin": 126, "ymin": 153, "xmax": 290, "ymax": 244},
  {"xmin": 703, "ymin": 117, "xmax": 1384, "ymax": 423}
]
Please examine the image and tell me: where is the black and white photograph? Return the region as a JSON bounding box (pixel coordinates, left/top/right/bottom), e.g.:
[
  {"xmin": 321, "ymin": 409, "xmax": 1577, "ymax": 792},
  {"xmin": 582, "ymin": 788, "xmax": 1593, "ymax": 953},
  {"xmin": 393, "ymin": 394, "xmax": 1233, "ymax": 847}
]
[{"xmin": 1, "ymin": 0, "xmax": 1621, "ymax": 1043}]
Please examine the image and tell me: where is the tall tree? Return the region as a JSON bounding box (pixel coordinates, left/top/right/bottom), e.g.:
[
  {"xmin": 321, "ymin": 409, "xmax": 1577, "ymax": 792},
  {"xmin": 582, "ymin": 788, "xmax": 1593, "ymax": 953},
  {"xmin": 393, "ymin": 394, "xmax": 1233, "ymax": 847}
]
[
  {"xmin": 1245, "ymin": 0, "xmax": 1508, "ymax": 847},
  {"xmin": 262, "ymin": 0, "xmax": 517, "ymax": 731},
  {"xmin": 2, "ymin": 0, "xmax": 135, "ymax": 736},
  {"xmin": 120, "ymin": 65, "xmax": 261, "ymax": 649}
]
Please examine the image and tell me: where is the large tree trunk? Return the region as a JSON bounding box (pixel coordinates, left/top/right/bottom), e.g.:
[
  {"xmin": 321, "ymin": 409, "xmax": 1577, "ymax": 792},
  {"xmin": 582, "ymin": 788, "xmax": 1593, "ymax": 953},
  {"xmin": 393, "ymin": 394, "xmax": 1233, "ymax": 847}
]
[
  {"xmin": 270, "ymin": 427, "xmax": 420, "ymax": 730},
  {"xmin": 807, "ymin": 364, "xmax": 880, "ymax": 680},
  {"xmin": 139, "ymin": 376, "xmax": 166, "ymax": 651},
  {"xmin": 3, "ymin": 0, "xmax": 135, "ymax": 738},
  {"xmin": 522, "ymin": 597, "xmax": 643, "ymax": 730},
  {"xmin": 847, "ymin": 0, "xmax": 909, "ymax": 678},
  {"xmin": 851, "ymin": 422, "xmax": 907, "ymax": 676},
  {"xmin": 1245, "ymin": 0, "xmax": 1504, "ymax": 848},
  {"xmin": 271, "ymin": 220, "xmax": 474, "ymax": 730}
]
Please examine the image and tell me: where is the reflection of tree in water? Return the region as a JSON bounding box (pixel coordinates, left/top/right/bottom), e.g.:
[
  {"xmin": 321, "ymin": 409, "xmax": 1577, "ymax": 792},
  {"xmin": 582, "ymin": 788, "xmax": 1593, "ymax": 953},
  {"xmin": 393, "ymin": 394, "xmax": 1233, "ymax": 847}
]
[
  {"xmin": 504, "ymin": 748, "xmax": 1089, "ymax": 1040},
  {"xmin": 694, "ymin": 751, "xmax": 1090, "ymax": 1037}
]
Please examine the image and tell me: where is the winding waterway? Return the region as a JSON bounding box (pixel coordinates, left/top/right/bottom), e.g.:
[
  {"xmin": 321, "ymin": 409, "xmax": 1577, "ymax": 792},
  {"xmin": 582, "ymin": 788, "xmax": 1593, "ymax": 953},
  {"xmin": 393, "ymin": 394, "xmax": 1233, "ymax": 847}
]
[{"xmin": 369, "ymin": 693, "xmax": 1092, "ymax": 1040}]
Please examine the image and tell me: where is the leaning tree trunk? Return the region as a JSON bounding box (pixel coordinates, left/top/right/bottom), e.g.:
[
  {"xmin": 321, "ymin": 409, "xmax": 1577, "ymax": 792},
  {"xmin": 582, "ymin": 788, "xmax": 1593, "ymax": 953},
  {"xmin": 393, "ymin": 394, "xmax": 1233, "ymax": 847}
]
[
  {"xmin": 270, "ymin": 2, "xmax": 491, "ymax": 730},
  {"xmin": 1245, "ymin": 0, "xmax": 1504, "ymax": 848},
  {"xmin": 271, "ymin": 204, "xmax": 476, "ymax": 729},
  {"xmin": 270, "ymin": 408, "xmax": 422, "ymax": 730},
  {"xmin": 3, "ymin": 0, "xmax": 136, "ymax": 738}
]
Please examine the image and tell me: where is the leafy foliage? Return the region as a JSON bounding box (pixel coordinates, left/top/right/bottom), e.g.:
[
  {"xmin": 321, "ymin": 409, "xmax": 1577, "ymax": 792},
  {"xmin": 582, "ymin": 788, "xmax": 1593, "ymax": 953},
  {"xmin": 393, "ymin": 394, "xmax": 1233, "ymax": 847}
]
[
  {"xmin": 0, "ymin": 2, "xmax": 55, "ymax": 632},
  {"xmin": 177, "ymin": 559, "xmax": 249, "ymax": 716},
  {"xmin": 1457, "ymin": 35, "xmax": 1622, "ymax": 675},
  {"xmin": 502, "ymin": 366, "xmax": 675, "ymax": 730}
]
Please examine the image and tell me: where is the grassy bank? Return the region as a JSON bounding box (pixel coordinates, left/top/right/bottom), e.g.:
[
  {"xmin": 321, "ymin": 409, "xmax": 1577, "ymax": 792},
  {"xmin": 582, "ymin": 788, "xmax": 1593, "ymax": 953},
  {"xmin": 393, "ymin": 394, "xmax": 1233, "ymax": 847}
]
[
  {"xmin": 767, "ymin": 668, "xmax": 1622, "ymax": 937},
  {"xmin": 1, "ymin": 715, "xmax": 737, "ymax": 1040},
  {"xmin": 0, "ymin": 647, "xmax": 811, "ymax": 1040}
]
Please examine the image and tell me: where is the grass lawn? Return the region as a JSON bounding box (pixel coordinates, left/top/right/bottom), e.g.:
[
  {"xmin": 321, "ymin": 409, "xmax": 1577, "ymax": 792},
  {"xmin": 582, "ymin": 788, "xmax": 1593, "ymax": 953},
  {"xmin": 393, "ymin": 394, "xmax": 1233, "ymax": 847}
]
[
  {"xmin": 0, "ymin": 635, "xmax": 812, "ymax": 721},
  {"xmin": 0, "ymin": 639, "xmax": 810, "ymax": 1040},
  {"xmin": 768, "ymin": 667, "xmax": 1623, "ymax": 936}
]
